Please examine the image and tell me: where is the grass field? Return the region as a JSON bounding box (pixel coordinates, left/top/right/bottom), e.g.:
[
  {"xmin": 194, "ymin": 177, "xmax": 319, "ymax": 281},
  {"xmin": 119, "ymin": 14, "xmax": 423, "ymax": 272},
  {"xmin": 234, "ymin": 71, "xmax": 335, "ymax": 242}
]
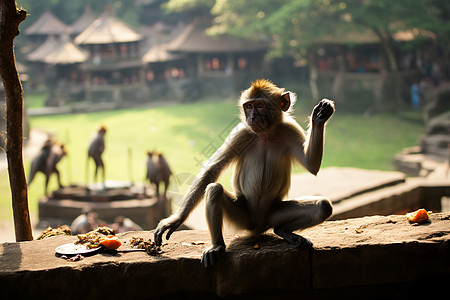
[{"xmin": 0, "ymin": 99, "xmax": 425, "ymax": 223}]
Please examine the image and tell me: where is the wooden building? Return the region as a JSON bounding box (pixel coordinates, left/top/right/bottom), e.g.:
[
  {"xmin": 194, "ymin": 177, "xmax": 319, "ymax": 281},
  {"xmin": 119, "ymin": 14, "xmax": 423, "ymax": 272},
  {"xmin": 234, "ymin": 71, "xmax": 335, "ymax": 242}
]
[
  {"xmin": 74, "ymin": 9, "xmax": 145, "ymax": 103},
  {"xmin": 310, "ymin": 27, "xmax": 434, "ymax": 109},
  {"xmin": 26, "ymin": 35, "xmax": 88, "ymax": 105},
  {"xmin": 23, "ymin": 10, "xmax": 270, "ymax": 105},
  {"xmin": 165, "ymin": 20, "xmax": 269, "ymax": 97},
  {"xmin": 25, "ymin": 10, "xmax": 71, "ymax": 43}
]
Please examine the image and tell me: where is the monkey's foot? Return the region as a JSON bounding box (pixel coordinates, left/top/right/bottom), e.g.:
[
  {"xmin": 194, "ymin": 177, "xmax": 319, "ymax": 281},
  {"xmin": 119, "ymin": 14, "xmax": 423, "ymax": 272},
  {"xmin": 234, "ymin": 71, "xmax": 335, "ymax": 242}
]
[
  {"xmin": 274, "ymin": 229, "xmax": 313, "ymax": 249},
  {"xmin": 201, "ymin": 244, "xmax": 225, "ymax": 268}
]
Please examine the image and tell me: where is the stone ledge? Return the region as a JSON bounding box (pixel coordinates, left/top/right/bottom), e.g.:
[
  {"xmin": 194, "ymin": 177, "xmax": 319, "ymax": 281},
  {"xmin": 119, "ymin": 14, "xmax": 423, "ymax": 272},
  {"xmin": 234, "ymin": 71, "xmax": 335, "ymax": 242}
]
[{"xmin": 1, "ymin": 213, "xmax": 450, "ymax": 299}]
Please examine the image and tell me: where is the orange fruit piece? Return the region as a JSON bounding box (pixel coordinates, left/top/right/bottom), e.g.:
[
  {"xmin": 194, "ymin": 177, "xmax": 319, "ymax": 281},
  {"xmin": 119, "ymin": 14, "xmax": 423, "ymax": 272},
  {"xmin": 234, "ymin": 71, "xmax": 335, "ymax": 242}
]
[
  {"xmin": 406, "ymin": 208, "xmax": 429, "ymax": 223},
  {"xmin": 100, "ymin": 236, "xmax": 122, "ymax": 250}
]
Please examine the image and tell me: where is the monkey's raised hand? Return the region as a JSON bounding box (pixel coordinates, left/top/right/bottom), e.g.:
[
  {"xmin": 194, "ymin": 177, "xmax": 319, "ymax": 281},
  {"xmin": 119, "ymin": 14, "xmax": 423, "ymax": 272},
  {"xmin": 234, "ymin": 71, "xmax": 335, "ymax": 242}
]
[
  {"xmin": 312, "ymin": 99, "xmax": 335, "ymax": 125},
  {"xmin": 154, "ymin": 214, "xmax": 184, "ymax": 246}
]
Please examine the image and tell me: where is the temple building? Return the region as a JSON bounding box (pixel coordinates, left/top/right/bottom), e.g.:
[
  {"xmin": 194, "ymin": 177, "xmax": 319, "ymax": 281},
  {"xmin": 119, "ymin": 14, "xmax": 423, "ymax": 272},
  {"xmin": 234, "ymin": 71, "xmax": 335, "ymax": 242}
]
[
  {"xmin": 309, "ymin": 27, "xmax": 435, "ymax": 109},
  {"xmin": 165, "ymin": 20, "xmax": 269, "ymax": 97},
  {"xmin": 23, "ymin": 8, "xmax": 270, "ymax": 105},
  {"xmin": 25, "ymin": 10, "xmax": 71, "ymax": 43}
]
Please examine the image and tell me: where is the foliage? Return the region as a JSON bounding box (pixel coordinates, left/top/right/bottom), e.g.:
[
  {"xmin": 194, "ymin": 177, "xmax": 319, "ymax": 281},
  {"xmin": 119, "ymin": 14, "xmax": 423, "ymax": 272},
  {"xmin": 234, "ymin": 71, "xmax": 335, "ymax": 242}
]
[
  {"xmin": 166, "ymin": 0, "xmax": 449, "ymax": 65},
  {"xmin": 162, "ymin": 0, "xmax": 214, "ymax": 13},
  {"xmin": 16, "ymin": 0, "xmax": 140, "ymax": 27}
]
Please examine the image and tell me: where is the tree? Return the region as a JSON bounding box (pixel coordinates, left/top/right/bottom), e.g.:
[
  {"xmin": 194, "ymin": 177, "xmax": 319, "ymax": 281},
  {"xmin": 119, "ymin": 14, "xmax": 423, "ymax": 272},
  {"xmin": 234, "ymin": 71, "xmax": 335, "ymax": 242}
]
[
  {"xmin": 166, "ymin": 0, "xmax": 448, "ymax": 107},
  {"xmin": 167, "ymin": 0, "xmax": 448, "ymax": 70},
  {"xmin": 0, "ymin": 0, "xmax": 33, "ymax": 241}
]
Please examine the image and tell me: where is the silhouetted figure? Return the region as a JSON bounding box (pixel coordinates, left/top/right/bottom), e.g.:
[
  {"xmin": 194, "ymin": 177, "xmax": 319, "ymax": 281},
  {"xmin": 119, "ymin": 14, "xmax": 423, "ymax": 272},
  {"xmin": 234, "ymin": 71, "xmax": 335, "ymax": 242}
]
[
  {"xmin": 28, "ymin": 139, "xmax": 67, "ymax": 195},
  {"xmin": 87, "ymin": 126, "xmax": 107, "ymax": 187}
]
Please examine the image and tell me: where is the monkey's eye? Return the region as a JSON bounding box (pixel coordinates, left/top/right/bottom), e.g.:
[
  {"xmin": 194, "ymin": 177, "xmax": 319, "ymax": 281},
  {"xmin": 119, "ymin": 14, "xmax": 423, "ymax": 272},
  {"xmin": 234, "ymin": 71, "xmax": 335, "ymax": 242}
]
[
  {"xmin": 244, "ymin": 103, "xmax": 253, "ymax": 110},
  {"xmin": 256, "ymin": 102, "xmax": 265, "ymax": 109}
]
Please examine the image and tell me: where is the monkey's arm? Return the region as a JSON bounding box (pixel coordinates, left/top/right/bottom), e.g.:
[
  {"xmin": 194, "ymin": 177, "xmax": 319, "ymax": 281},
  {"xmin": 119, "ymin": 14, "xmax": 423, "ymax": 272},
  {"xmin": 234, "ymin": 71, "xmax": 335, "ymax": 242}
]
[
  {"xmin": 293, "ymin": 99, "xmax": 335, "ymax": 175},
  {"xmin": 154, "ymin": 127, "xmax": 248, "ymax": 245}
]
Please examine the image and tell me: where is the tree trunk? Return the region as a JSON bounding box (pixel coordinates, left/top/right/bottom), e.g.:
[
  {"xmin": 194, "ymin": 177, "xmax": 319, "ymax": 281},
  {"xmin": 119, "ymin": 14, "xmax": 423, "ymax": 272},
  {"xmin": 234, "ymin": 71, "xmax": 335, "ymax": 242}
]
[
  {"xmin": 373, "ymin": 27, "xmax": 403, "ymax": 107},
  {"xmin": 0, "ymin": 0, "xmax": 32, "ymax": 241}
]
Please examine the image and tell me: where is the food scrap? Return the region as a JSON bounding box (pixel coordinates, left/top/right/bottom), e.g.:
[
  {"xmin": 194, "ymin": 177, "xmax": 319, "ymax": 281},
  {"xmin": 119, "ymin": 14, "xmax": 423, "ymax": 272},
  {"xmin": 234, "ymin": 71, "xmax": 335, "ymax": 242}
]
[
  {"xmin": 36, "ymin": 225, "xmax": 72, "ymax": 240},
  {"xmin": 406, "ymin": 208, "xmax": 430, "ymax": 224},
  {"xmin": 129, "ymin": 236, "xmax": 162, "ymax": 256},
  {"xmin": 61, "ymin": 254, "xmax": 84, "ymax": 261},
  {"xmin": 100, "ymin": 235, "xmax": 122, "ymax": 250},
  {"xmin": 253, "ymin": 243, "xmax": 260, "ymax": 249},
  {"xmin": 75, "ymin": 226, "xmax": 116, "ymax": 249}
]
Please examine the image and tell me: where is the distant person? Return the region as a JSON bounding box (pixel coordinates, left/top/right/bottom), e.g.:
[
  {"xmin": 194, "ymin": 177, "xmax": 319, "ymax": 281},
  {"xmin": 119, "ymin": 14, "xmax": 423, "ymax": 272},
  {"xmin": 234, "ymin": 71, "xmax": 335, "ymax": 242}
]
[
  {"xmin": 71, "ymin": 211, "xmax": 98, "ymax": 234},
  {"xmin": 410, "ymin": 80, "xmax": 421, "ymax": 110},
  {"xmin": 431, "ymin": 62, "xmax": 441, "ymax": 86}
]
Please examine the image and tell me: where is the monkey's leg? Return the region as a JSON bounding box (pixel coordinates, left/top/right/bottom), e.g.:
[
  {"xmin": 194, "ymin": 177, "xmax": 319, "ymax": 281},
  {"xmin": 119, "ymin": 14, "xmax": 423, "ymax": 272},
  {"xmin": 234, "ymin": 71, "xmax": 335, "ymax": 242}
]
[
  {"xmin": 155, "ymin": 181, "xmax": 160, "ymax": 198},
  {"xmin": 93, "ymin": 164, "xmax": 99, "ymax": 183},
  {"xmin": 45, "ymin": 174, "xmax": 50, "ymax": 196},
  {"xmin": 143, "ymin": 176, "xmax": 148, "ymax": 195},
  {"xmin": 269, "ymin": 196, "xmax": 332, "ymax": 248},
  {"xmin": 55, "ymin": 169, "xmax": 64, "ymax": 188},
  {"xmin": 100, "ymin": 159, "xmax": 105, "ymax": 185},
  {"xmin": 28, "ymin": 170, "xmax": 36, "ymax": 186},
  {"xmin": 202, "ymin": 183, "xmax": 249, "ymax": 268},
  {"xmin": 163, "ymin": 179, "xmax": 169, "ymax": 198}
]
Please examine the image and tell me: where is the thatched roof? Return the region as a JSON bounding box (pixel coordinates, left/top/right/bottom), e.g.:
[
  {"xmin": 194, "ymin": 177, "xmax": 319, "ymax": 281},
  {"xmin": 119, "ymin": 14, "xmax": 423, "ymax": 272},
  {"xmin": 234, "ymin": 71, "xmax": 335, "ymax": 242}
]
[
  {"xmin": 320, "ymin": 27, "xmax": 380, "ymax": 44},
  {"xmin": 43, "ymin": 39, "xmax": 89, "ymax": 65},
  {"xmin": 70, "ymin": 6, "xmax": 96, "ymax": 35},
  {"xmin": 74, "ymin": 10, "xmax": 142, "ymax": 45},
  {"xmin": 166, "ymin": 21, "xmax": 269, "ymax": 53},
  {"xmin": 320, "ymin": 26, "xmax": 434, "ymax": 45},
  {"xmin": 26, "ymin": 35, "xmax": 59, "ymax": 61},
  {"xmin": 25, "ymin": 10, "xmax": 70, "ymax": 36},
  {"xmin": 142, "ymin": 44, "xmax": 184, "ymax": 63},
  {"xmin": 27, "ymin": 36, "xmax": 88, "ymax": 64}
]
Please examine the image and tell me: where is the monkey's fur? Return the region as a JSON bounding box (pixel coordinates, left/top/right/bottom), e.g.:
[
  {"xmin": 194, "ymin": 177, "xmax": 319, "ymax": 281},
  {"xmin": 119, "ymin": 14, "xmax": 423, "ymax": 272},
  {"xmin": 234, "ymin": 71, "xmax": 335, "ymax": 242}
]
[
  {"xmin": 28, "ymin": 139, "xmax": 67, "ymax": 195},
  {"xmin": 155, "ymin": 79, "xmax": 335, "ymax": 267},
  {"xmin": 87, "ymin": 126, "xmax": 106, "ymax": 185},
  {"xmin": 145, "ymin": 151, "xmax": 172, "ymax": 198}
]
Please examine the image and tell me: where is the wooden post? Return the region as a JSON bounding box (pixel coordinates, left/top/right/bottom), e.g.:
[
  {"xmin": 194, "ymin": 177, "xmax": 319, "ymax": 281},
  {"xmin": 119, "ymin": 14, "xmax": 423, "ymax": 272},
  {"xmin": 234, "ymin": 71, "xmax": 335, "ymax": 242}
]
[{"xmin": 0, "ymin": 0, "xmax": 33, "ymax": 241}]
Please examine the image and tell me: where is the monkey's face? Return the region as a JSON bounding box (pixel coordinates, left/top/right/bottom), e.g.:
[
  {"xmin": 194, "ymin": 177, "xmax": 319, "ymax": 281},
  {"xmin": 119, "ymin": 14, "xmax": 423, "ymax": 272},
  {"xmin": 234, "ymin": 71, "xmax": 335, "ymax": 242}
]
[{"xmin": 243, "ymin": 100, "xmax": 276, "ymax": 133}]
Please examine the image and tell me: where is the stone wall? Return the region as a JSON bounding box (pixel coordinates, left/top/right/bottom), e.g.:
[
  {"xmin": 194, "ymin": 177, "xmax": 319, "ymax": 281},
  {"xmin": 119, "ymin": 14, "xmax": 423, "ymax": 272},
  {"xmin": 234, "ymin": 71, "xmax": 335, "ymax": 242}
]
[{"xmin": 1, "ymin": 213, "xmax": 449, "ymax": 299}]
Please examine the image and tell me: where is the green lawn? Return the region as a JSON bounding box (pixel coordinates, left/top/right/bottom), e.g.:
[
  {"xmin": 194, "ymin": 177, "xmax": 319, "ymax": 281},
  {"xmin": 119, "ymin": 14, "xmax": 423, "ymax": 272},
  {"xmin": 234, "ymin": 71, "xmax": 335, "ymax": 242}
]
[{"xmin": 0, "ymin": 99, "xmax": 425, "ymax": 223}]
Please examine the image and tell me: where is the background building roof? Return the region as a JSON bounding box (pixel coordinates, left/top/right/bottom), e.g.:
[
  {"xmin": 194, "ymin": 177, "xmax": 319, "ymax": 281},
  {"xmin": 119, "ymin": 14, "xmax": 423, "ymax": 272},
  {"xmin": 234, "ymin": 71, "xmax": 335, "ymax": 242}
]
[
  {"xmin": 25, "ymin": 10, "xmax": 71, "ymax": 36},
  {"xmin": 26, "ymin": 35, "xmax": 59, "ymax": 61},
  {"xmin": 74, "ymin": 9, "xmax": 142, "ymax": 45},
  {"xmin": 166, "ymin": 21, "xmax": 269, "ymax": 53},
  {"xmin": 42, "ymin": 38, "xmax": 89, "ymax": 64},
  {"xmin": 142, "ymin": 44, "xmax": 184, "ymax": 63}
]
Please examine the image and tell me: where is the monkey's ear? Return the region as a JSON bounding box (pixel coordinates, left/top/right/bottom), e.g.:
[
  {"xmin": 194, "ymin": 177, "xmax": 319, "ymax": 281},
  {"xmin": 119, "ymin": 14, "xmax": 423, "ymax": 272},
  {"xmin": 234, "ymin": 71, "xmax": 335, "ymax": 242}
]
[{"xmin": 280, "ymin": 92, "xmax": 291, "ymax": 112}]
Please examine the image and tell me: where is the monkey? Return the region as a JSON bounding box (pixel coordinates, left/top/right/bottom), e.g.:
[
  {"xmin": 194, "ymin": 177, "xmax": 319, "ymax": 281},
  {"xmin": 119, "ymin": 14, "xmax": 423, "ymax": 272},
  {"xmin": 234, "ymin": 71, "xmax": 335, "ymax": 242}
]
[
  {"xmin": 86, "ymin": 125, "xmax": 107, "ymax": 186},
  {"xmin": 145, "ymin": 151, "xmax": 159, "ymax": 195},
  {"xmin": 154, "ymin": 79, "xmax": 335, "ymax": 268},
  {"xmin": 157, "ymin": 153, "xmax": 173, "ymax": 198},
  {"xmin": 145, "ymin": 151, "xmax": 172, "ymax": 198},
  {"xmin": 28, "ymin": 139, "xmax": 67, "ymax": 195}
]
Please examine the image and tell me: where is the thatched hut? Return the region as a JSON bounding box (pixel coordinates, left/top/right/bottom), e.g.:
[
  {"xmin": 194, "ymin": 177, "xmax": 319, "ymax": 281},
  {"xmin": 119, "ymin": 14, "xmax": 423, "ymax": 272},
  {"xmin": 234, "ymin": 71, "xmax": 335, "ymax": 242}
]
[
  {"xmin": 74, "ymin": 9, "xmax": 145, "ymax": 103},
  {"xmin": 165, "ymin": 20, "xmax": 269, "ymax": 97}
]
